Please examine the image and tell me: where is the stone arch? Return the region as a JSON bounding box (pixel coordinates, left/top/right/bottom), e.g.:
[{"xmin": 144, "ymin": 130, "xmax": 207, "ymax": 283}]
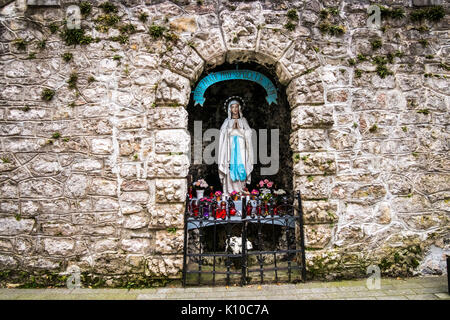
[
  {"xmin": 155, "ymin": 11, "xmax": 331, "ymax": 197},
  {"xmin": 151, "ymin": 11, "xmax": 339, "ymax": 269}
]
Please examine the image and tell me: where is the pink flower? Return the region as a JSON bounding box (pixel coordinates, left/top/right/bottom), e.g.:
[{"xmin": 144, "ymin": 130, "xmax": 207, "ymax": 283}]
[
  {"xmin": 263, "ymin": 179, "xmax": 269, "ymax": 184},
  {"xmin": 267, "ymin": 182, "xmax": 273, "ymax": 188},
  {"xmin": 259, "ymin": 180, "xmax": 265, "ymax": 187}
]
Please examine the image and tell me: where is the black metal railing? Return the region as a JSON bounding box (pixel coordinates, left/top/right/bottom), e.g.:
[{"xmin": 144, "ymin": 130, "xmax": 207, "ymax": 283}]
[{"xmin": 182, "ymin": 191, "xmax": 307, "ymax": 287}]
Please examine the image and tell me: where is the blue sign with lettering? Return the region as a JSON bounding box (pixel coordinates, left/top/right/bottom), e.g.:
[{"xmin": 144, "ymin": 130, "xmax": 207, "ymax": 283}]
[{"xmin": 193, "ymin": 70, "xmax": 278, "ymax": 106}]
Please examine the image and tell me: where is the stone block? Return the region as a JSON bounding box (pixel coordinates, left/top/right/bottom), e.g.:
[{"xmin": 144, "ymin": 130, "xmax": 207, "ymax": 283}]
[
  {"xmin": 123, "ymin": 212, "xmax": 150, "ymax": 229},
  {"xmin": 147, "ymin": 154, "xmax": 189, "ymax": 178},
  {"xmin": 302, "ymin": 200, "xmax": 338, "ymax": 224},
  {"xmin": 305, "ymin": 224, "xmax": 333, "ymax": 249},
  {"xmin": 119, "ymin": 139, "xmax": 140, "ymax": 157},
  {"xmin": 399, "ymin": 212, "xmax": 448, "ymax": 231},
  {"xmin": 0, "ymin": 254, "xmax": 18, "ymax": 269},
  {"xmin": 257, "ymin": 27, "xmax": 293, "ymax": 66},
  {"xmin": 121, "ymin": 238, "xmax": 151, "ymax": 254},
  {"xmin": 94, "ymin": 239, "xmax": 118, "ymax": 253},
  {"xmin": 287, "ymin": 70, "xmax": 324, "ymax": 106},
  {"xmin": 321, "ymin": 67, "xmax": 351, "ymax": 88},
  {"xmin": 92, "ymin": 198, "xmax": 120, "ymax": 211},
  {"xmin": 189, "ymin": 28, "xmax": 226, "ymax": 68},
  {"xmin": 349, "ymin": 185, "xmax": 387, "ymax": 205},
  {"xmin": 91, "ymin": 138, "xmax": 112, "ymax": 154},
  {"xmin": 41, "ymin": 221, "xmax": 76, "ymax": 237},
  {"xmin": 146, "ymin": 255, "xmax": 183, "ymax": 277},
  {"xmin": 148, "ymin": 203, "xmax": 184, "ymax": 228},
  {"xmin": 28, "ymin": 154, "xmax": 61, "ymax": 176},
  {"xmin": 71, "ymin": 157, "xmax": 103, "ymax": 172},
  {"xmin": 43, "ymin": 238, "xmax": 75, "ymax": 256},
  {"xmin": 121, "ymin": 180, "xmax": 148, "ymax": 191},
  {"xmin": 294, "ymin": 175, "xmax": 331, "ymax": 200},
  {"xmin": 155, "ymin": 129, "xmax": 190, "ymax": 154},
  {"xmin": 291, "ymin": 105, "xmax": 334, "ymax": 130},
  {"xmin": 326, "ymin": 89, "xmax": 349, "ymax": 104},
  {"xmin": 220, "ymin": 10, "xmax": 260, "ymax": 52},
  {"xmin": 65, "ymin": 174, "xmax": 88, "ymax": 198},
  {"xmin": 328, "ymin": 129, "xmax": 357, "ymax": 150},
  {"xmin": 154, "ymin": 229, "xmax": 183, "ymax": 254},
  {"xmin": 155, "ymin": 69, "xmax": 190, "ymax": 107},
  {"xmin": 294, "ymin": 152, "xmax": 336, "ymax": 176},
  {"xmin": 19, "ymin": 178, "xmax": 63, "ymax": 198},
  {"xmin": 0, "ymin": 217, "xmax": 34, "ymax": 236},
  {"xmin": 416, "ymin": 173, "xmax": 450, "ymax": 195},
  {"xmin": 277, "ymin": 41, "xmax": 319, "ymax": 84},
  {"xmin": 391, "ymin": 195, "xmax": 431, "ymax": 213},
  {"xmin": 290, "ymin": 129, "xmax": 328, "ymax": 152},
  {"xmin": 161, "ymin": 40, "xmax": 204, "ymax": 82},
  {"xmin": 0, "ymin": 180, "xmax": 18, "ymax": 198},
  {"xmin": 120, "ymin": 191, "xmax": 149, "ymax": 203},
  {"xmin": 90, "ymin": 177, "xmax": 117, "ymax": 196},
  {"xmin": 148, "ymin": 107, "xmax": 188, "ymax": 129},
  {"xmin": 375, "ymin": 202, "xmax": 392, "ymax": 224},
  {"xmin": 155, "ymin": 179, "xmax": 187, "ymax": 203}
]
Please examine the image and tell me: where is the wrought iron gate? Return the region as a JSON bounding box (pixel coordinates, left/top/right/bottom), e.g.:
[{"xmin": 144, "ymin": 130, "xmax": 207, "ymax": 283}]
[{"xmin": 182, "ymin": 191, "xmax": 307, "ymax": 287}]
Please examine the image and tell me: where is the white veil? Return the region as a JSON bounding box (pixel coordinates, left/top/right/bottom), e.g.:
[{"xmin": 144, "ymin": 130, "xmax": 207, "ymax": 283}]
[{"xmin": 218, "ymin": 100, "xmax": 254, "ymax": 189}]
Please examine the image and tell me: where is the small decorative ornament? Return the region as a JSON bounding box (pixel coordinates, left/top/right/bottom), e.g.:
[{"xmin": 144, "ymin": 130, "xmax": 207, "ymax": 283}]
[
  {"xmin": 251, "ymin": 189, "xmax": 259, "ymax": 200},
  {"xmin": 199, "ymin": 197, "xmax": 211, "ymax": 218},
  {"xmin": 230, "ymin": 190, "xmax": 239, "ymax": 201},
  {"xmin": 215, "ymin": 190, "xmax": 222, "ymax": 202},
  {"xmin": 66, "ymin": 5, "xmax": 81, "ymax": 30},
  {"xmin": 191, "ymin": 200, "xmax": 199, "ymax": 217},
  {"xmin": 216, "ymin": 201, "xmax": 227, "ymax": 219}
]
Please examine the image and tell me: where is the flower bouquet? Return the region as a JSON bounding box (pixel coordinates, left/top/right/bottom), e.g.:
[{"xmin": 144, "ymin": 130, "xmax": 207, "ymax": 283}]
[
  {"xmin": 193, "ymin": 178, "xmax": 208, "ymax": 199},
  {"xmin": 273, "ymin": 189, "xmax": 287, "ymax": 215},
  {"xmin": 273, "ymin": 188, "xmax": 286, "ymax": 202},
  {"xmin": 258, "ymin": 179, "xmax": 274, "ymax": 190},
  {"xmin": 214, "ymin": 190, "xmax": 222, "ymax": 202}
]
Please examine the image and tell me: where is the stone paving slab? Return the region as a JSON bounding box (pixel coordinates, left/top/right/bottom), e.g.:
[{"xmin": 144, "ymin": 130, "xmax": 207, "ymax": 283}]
[
  {"xmin": 406, "ymin": 294, "xmax": 439, "ymax": 300},
  {"xmin": 0, "ymin": 275, "xmax": 447, "ymax": 300}
]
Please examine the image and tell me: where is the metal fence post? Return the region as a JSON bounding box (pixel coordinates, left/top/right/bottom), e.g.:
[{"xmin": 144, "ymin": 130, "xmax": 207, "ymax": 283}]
[
  {"xmin": 297, "ymin": 191, "xmax": 307, "ymax": 282},
  {"xmin": 182, "ymin": 193, "xmax": 189, "ymax": 287}
]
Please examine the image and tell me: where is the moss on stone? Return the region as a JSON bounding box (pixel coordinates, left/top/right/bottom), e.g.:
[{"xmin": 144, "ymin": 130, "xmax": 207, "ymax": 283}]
[
  {"xmin": 99, "ymin": 1, "xmax": 118, "ymax": 14},
  {"xmin": 14, "ymin": 38, "xmax": 27, "ymax": 51},
  {"xmin": 79, "ymin": 1, "xmax": 92, "ymax": 16},
  {"xmin": 410, "ymin": 6, "xmax": 445, "ymax": 23},
  {"xmin": 149, "ymin": 24, "xmax": 166, "ymax": 39},
  {"xmin": 0, "ymin": 270, "xmax": 176, "ymax": 289},
  {"xmin": 60, "ymin": 28, "xmax": 93, "ymax": 46},
  {"xmin": 286, "ymin": 9, "xmax": 299, "ymax": 21},
  {"xmin": 41, "ymin": 88, "xmax": 55, "ymax": 101}
]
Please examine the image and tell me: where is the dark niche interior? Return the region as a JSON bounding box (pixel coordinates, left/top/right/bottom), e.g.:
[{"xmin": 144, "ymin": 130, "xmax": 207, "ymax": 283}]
[{"xmin": 187, "ymin": 62, "xmax": 293, "ymax": 194}]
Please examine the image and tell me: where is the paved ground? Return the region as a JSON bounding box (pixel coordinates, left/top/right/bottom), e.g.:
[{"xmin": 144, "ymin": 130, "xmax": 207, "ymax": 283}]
[{"xmin": 0, "ymin": 275, "xmax": 448, "ymax": 300}]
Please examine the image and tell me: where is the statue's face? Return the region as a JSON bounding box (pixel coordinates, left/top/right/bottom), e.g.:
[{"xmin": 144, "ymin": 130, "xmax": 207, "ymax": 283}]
[{"xmin": 230, "ymin": 103, "xmax": 240, "ymax": 117}]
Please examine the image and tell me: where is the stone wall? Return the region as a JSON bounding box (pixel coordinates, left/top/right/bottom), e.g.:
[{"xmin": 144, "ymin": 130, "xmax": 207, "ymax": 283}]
[{"xmin": 0, "ymin": 0, "xmax": 448, "ymax": 284}]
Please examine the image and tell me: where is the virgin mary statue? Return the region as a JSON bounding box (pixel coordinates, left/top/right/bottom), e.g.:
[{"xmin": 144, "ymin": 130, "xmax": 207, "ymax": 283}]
[{"xmin": 218, "ymin": 97, "xmax": 254, "ymax": 196}]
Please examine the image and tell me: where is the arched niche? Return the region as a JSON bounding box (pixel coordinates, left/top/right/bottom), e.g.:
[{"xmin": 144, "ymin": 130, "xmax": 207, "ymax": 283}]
[{"xmin": 186, "ymin": 61, "xmax": 293, "ymax": 195}]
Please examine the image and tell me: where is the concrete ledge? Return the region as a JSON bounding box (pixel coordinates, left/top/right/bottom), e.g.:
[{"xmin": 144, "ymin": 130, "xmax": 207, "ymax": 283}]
[{"xmin": 27, "ymin": 0, "xmax": 60, "ymax": 6}]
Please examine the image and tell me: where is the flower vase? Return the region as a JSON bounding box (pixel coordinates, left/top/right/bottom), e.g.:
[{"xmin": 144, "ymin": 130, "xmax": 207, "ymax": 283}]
[{"xmin": 196, "ymin": 189, "xmax": 204, "ymax": 199}]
